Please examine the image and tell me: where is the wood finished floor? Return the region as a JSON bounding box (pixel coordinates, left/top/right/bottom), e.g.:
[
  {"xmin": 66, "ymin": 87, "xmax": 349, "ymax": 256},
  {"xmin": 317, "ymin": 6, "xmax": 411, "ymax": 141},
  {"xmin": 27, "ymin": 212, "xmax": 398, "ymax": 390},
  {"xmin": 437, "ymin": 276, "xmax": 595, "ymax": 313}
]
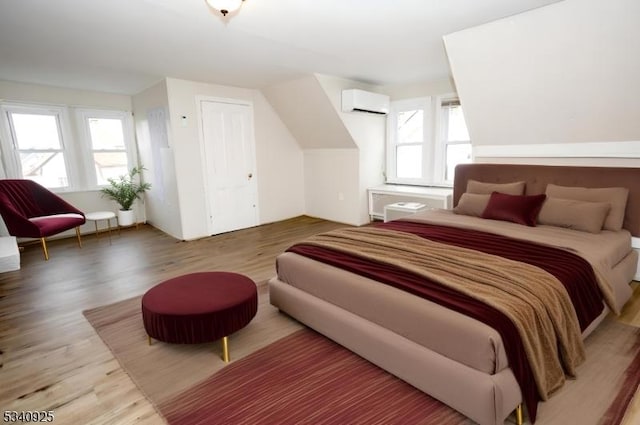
[
  {"xmin": 0, "ymin": 216, "xmax": 638, "ymax": 424},
  {"xmin": 0, "ymin": 216, "xmax": 347, "ymax": 424}
]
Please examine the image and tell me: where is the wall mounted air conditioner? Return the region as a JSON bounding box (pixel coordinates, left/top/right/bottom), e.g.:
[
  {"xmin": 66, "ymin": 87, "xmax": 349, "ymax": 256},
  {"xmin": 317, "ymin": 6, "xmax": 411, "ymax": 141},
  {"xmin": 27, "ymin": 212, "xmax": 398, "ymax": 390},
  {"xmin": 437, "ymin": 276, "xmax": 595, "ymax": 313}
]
[{"xmin": 341, "ymin": 89, "xmax": 390, "ymax": 114}]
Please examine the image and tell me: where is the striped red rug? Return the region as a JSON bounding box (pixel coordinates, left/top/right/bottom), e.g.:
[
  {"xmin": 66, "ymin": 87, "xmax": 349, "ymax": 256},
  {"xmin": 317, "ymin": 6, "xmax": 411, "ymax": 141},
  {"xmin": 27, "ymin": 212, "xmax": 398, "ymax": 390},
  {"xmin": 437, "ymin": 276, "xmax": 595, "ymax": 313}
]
[
  {"xmin": 157, "ymin": 329, "xmax": 471, "ymax": 425},
  {"xmin": 84, "ymin": 294, "xmax": 640, "ymax": 425},
  {"xmin": 599, "ymin": 336, "xmax": 640, "ymax": 425}
]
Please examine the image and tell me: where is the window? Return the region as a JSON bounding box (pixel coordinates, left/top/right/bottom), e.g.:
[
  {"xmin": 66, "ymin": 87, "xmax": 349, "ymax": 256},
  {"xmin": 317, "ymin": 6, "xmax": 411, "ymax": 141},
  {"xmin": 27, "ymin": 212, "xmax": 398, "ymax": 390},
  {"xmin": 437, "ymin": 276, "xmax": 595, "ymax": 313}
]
[
  {"xmin": 77, "ymin": 109, "xmax": 134, "ymax": 188},
  {"xmin": 386, "ymin": 97, "xmax": 432, "ymax": 185},
  {"xmin": 439, "ymin": 98, "xmax": 471, "ymax": 183},
  {"xmin": 386, "ymin": 95, "xmax": 471, "ymax": 186},
  {"xmin": 0, "ymin": 103, "xmax": 136, "ymax": 191},
  {"xmin": 1, "ymin": 105, "xmax": 73, "ymax": 189}
]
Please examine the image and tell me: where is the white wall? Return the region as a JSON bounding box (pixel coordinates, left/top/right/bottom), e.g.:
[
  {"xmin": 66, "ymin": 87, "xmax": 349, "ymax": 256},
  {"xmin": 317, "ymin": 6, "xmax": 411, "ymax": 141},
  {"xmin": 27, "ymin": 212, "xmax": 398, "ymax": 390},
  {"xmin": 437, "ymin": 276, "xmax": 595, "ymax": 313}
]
[
  {"xmin": 132, "ymin": 80, "xmax": 182, "ymax": 239},
  {"xmin": 311, "ymin": 75, "xmax": 461, "ymax": 224},
  {"xmin": 252, "ymin": 91, "xmax": 306, "ymax": 225},
  {"xmin": 264, "ymin": 74, "xmax": 388, "ymax": 226},
  {"xmin": 0, "ymin": 80, "xmax": 142, "ymax": 237},
  {"xmin": 473, "ymin": 140, "xmax": 640, "ymax": 167},
  {"xmin": 444, "ymin": 0, "xmax": 640, "ymax": 149},
  {"xmin": 315, "ymin": 74, "xmax": 387, "ymax": 224},
  {"xmin": 380, "ymin": 77, "xmax": 456, "ymax": 101},
  {"xmin": 0, "ymin": 80, "xmax": 131, "ymax": 110},
  {"xmin": 266, "ymin": 73, "xmax": 430, "ymax": 226},
  {"xmin": 165, "ymin": 78, "xmax": 304, "ymax": 240},
  {"xmin": 262, "ymin": 73, "xmax": 377, "ymax": 225},
  {"xmin": 304, "ymin": 149, "xmax": 360, "ymax": 225}
]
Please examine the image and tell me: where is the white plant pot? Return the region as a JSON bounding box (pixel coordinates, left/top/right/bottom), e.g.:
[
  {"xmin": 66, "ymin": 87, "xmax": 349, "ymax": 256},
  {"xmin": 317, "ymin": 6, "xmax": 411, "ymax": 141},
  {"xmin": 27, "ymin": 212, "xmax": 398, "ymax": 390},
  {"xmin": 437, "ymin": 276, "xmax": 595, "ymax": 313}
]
[{"xmin": 117, "ymin": 209, "xmax": 136, "ymax": 227}]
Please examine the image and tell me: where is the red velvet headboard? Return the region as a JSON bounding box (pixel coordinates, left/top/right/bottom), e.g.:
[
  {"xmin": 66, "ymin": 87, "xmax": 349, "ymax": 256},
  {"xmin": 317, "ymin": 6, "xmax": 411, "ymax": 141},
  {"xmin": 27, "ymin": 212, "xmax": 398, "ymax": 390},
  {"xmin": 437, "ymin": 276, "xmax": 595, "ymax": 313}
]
[{"xmin": 453, "ymin": 163, "xmax": 640, "ymax": 237}]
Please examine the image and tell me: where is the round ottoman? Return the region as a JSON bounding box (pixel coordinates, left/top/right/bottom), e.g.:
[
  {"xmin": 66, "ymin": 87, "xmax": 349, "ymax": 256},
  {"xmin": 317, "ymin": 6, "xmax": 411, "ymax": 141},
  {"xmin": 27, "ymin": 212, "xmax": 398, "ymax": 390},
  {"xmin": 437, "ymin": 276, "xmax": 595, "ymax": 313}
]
[{"xmin": 141, "ymin": 272, "xmax": 258, "ymax": 362}]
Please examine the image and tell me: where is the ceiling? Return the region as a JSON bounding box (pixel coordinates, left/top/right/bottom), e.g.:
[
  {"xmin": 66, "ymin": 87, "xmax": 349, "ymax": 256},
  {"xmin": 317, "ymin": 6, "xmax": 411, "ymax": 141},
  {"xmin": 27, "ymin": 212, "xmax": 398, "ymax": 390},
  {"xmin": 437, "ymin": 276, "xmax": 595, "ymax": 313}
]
[{"xmin": 0, "ymin": 0, "xmax": 562, "ymax": 95}]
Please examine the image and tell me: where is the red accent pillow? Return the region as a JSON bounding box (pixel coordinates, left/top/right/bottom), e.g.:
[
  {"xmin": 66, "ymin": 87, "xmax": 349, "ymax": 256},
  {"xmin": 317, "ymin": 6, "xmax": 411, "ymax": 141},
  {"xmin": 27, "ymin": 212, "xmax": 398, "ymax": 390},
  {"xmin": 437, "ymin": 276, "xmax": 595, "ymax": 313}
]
[{"xmin": 481, "ymin": 192, "xmax": 547, "ymax": 226}]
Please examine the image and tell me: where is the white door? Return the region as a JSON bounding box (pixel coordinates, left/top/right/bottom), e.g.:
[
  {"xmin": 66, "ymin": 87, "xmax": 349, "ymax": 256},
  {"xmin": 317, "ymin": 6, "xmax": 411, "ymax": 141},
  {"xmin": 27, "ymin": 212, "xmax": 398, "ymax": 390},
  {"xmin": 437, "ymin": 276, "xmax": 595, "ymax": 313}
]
[{"xmin": 200, "ymin": 99, "xmax": 258, "ymax": 235}]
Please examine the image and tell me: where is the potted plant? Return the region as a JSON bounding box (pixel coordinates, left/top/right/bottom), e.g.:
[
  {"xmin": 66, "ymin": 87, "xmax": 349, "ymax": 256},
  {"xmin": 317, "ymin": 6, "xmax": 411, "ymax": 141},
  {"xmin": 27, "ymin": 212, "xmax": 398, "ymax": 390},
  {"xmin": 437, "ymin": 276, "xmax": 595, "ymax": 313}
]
[{"xmin": 100, "ymin": 165, "xmax": 151, "ymax": 227}]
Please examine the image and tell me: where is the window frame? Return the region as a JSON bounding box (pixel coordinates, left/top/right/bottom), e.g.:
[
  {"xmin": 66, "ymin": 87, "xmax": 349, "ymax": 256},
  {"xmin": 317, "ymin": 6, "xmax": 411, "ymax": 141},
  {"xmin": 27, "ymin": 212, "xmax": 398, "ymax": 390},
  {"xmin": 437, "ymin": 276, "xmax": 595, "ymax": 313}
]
[
  {"xmin": 433, "ymin": 94, "xmax": 472, "ymax": 185},
  {"xmin": 75, "ymin": 108, "xmax": 136, "ymax": 190},
  {"xmin": 0, "ymin": 103, "xmax": 79, "ymax": 191},
  {"xmin": 385, "ymin": 94, "xmax": 471, "ymax": 187},
  {"xmin": 385, "ymin": 97, "xmax": 433, "ymax": 186},
  {"xmin": 0, "ymin": 102, "xmax": 137, "ymax": 192}
]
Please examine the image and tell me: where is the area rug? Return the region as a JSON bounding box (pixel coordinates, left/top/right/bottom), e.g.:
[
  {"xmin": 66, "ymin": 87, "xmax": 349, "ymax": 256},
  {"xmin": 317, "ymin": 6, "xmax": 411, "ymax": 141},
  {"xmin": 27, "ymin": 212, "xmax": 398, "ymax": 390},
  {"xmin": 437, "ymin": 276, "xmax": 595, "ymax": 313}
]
[{"xmin": 84, "ymin": 292, "xmax": 640, "ymax": 425}]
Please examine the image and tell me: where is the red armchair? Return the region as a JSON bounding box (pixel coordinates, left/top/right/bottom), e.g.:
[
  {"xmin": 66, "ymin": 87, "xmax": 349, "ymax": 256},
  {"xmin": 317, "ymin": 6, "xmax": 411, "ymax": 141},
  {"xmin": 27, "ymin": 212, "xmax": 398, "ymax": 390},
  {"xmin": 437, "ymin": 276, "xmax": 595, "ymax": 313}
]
[{"xmin": 0, "ymin": 179, "xmax": 86, "ymax": 260}]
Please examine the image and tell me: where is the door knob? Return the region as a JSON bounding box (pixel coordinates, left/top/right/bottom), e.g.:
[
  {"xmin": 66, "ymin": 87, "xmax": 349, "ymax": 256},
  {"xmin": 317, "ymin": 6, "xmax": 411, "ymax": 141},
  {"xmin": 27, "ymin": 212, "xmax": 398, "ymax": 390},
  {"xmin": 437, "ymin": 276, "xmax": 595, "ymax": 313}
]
[{"xmin": 248, "ymin": 173, "xmax": 253, "ymax": 179}]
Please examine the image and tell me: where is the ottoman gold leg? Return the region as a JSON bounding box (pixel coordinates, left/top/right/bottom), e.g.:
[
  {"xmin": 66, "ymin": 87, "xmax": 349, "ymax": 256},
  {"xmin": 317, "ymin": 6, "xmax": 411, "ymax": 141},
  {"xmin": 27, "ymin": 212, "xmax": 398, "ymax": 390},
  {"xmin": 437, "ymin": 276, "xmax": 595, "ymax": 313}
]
[
  {"xmin": 221, "ymin": 336, "xmax": 230, "ymax": 362},
  {"xmin": 147, "ymin": 335, "xmax": 152, "ymax": 346},
  {"xmin": 515, "ymin": 404, "xmax": 523, "ymax": 425}
]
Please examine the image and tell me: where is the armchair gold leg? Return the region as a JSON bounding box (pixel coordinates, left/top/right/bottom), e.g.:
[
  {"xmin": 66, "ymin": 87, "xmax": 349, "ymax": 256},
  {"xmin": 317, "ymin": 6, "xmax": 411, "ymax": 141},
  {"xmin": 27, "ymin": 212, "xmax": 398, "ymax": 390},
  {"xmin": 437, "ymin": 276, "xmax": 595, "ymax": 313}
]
[
  {"xmin": 515, "ymin": 404, "xmax": 524, "ymax": 425},
  {"xmin": 40, "ymin": 238, "xmax": 49, "ymax": 261},
  {"xmin": 76, "ymin": 227, "xmax": 82, "ymax": 248}
]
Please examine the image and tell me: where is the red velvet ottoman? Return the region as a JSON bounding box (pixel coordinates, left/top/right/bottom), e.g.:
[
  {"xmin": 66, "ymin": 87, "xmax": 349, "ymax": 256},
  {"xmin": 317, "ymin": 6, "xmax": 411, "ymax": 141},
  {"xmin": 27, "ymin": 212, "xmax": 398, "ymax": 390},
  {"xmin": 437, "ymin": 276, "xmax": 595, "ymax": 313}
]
[{"xmin": 141, "ymin": 272, "xmax": 258, "ymax": 362}]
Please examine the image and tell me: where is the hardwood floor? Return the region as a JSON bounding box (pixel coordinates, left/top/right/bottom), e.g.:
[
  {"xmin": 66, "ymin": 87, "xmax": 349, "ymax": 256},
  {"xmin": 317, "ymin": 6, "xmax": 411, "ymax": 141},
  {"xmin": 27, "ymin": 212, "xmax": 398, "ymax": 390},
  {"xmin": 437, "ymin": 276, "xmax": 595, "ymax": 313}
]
[
  {"xmin": 0, "ymin": 216, "xmax": 347, "ymax": 424},
  {"xmin": 0, "ymin": 216, "xmax": 638, "ymax": 424}
]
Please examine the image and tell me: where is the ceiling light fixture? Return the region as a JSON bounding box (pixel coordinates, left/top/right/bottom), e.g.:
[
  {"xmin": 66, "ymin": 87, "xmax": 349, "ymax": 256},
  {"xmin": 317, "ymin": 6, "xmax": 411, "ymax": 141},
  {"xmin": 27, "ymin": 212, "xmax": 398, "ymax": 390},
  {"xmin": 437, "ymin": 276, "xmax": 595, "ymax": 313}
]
[{"xmin": 205, "ymin": 0, "xmax": 245, "ymax": 17}]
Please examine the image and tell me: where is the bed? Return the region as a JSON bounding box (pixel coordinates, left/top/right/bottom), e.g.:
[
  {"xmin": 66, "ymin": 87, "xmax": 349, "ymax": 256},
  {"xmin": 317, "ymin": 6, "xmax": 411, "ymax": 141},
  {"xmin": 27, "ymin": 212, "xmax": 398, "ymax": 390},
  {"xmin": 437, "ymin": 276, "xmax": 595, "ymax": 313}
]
[{"xmin": 268, "ymin": 163, "xmax": 640, "ymax": 425}]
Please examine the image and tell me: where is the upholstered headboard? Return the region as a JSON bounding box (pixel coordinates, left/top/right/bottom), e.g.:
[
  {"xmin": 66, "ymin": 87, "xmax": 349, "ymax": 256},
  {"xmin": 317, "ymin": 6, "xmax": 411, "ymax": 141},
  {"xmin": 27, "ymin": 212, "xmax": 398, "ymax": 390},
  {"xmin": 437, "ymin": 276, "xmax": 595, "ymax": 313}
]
[{"xmin": 453, "ymin": 163, "xmax": 640, "ymax": 237}]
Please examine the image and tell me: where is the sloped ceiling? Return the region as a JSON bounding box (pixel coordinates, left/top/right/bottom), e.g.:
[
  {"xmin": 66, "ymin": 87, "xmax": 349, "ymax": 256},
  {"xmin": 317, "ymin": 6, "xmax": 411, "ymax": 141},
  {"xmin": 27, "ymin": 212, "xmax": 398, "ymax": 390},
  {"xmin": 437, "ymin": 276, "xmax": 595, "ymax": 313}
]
[
  {"xmin": 444, "ymin": 0, "xmax": 640, "ymax": 147},
  {"xmin": 0, "ymin": 0, "xmax": 561, "ymax": 94},
  {"xmin": 262, "ymin": 75, "xmax": 356, "ymax": 149}
]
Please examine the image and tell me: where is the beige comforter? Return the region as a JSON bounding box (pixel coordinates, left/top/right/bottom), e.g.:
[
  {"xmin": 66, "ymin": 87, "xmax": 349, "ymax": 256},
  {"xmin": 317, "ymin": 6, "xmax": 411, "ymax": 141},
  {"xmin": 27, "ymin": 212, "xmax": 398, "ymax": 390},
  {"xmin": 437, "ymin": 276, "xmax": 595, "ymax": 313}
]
[{"xmin": 303, "ymin": 226, "xmax": 585, "ymax": 400}]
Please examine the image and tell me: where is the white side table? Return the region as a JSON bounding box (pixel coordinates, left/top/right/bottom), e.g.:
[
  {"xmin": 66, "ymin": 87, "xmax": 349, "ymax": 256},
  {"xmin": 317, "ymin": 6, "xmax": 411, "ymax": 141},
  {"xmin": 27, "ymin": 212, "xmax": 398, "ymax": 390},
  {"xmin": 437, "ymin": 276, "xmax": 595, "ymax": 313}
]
[
  {"xmin": 384, "ymin": 202, "xmax": 428, "ymax": 222},
  {"xmin": 85, "ymin": 211, "xmax": 118, "ymax": 244}
]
